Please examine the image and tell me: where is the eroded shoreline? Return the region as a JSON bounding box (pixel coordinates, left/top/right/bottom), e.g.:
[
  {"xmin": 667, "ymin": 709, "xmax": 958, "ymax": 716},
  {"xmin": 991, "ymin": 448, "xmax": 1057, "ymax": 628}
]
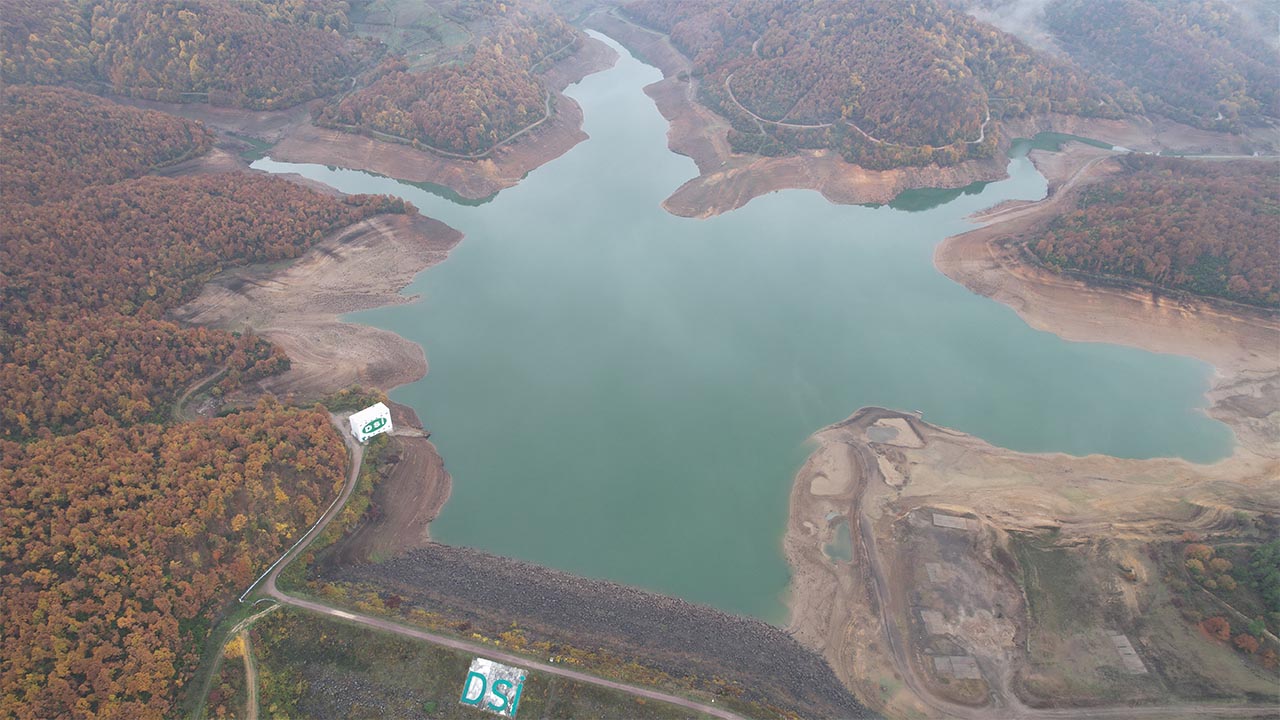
[
  {"xmin": 584, "ymin": 10, "xmax": 1271, "ymax": 220},
  {"xmin": 782, "ymin": 143, "xmax": 1279, "ymax": 715}
]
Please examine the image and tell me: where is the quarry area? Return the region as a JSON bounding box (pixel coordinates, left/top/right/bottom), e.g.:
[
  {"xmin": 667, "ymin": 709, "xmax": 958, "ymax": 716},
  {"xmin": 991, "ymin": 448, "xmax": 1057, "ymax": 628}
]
[{"xmin": 787, "ymin": 407, "xmax": 1279, "ymax": 718}]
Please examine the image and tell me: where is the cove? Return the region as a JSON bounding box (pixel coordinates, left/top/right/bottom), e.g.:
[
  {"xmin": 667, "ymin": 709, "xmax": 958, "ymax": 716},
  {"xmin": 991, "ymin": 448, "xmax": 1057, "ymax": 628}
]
[{"xmin": 253, "ymin": 32, "xmax": 1232, "ymax": 622}]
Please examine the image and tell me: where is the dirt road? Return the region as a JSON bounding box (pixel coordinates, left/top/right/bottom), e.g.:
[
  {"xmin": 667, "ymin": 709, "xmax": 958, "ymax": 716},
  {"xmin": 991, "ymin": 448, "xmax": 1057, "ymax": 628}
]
[{"xmin": 239, "ymin": 630, "xmax": 259, "ymax": 720}]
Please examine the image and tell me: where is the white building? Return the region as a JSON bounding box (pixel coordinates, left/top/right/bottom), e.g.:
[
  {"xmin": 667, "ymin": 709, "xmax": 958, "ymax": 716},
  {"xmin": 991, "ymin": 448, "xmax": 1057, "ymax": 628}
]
[{"xmin": 349, "ymin": 402, "xmax": 393, "ymax": 443}]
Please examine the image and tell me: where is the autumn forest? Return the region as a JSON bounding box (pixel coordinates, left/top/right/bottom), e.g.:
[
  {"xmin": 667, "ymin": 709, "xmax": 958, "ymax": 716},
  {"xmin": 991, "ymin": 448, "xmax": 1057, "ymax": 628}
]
[
  {"xmin": 0, "ymin": 0, "xmax": 1277, "ymax": 717},
  {"xmin": 0, "ymin": 56, "xmax": 408, "ymax": 720}
]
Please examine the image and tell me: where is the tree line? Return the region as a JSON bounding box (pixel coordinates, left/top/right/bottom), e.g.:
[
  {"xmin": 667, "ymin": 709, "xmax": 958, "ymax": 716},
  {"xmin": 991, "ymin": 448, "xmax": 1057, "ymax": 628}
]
[
  {"xmin": 1046, "ymin": 0, "xmax": 1279, "ymax": 133},
  {"xmin": 0, "ymin": 0, "xmax": 371, "ymax": 109},
  {"xmin": 0, "ymin": 81, "xmax": 413, "ymax": 716},
  {"xmin": 1032, "ymin": 156, "xmax": 1278, "ymax": 308},
  {"xmin": 624, "ymin": 0, "xmax": 1129, "ymax": 168}
]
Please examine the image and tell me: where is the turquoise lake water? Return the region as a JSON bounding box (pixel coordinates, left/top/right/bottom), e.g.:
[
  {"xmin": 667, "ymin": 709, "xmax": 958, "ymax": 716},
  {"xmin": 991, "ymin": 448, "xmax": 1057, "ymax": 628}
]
[{"xmin": 254, "ymin": 32, "xmax": 1231, "ymax": 622}]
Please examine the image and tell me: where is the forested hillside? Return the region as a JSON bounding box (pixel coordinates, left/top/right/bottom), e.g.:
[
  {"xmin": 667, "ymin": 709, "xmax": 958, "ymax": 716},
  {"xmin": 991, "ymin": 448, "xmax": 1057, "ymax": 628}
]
[
  {"xmin": 1032, "ymin": 156, "xmax": 1279, "ymax": 308},
  {"xmin": 1044, "ymin": 0, "xmax": 1279, "ymax": 132},
  {"xmin": 316, "ymin": 0, "xmax": 578, "ymax": 155},
  {"xmin": 624, "ymin": 0, "xmax": 1128, "ymax": 168},
  {"xmin": 0, "ymin": 0, "xmax": 373, "ymax": 109},
  {"xmin": 0, "ymin": 400, "xmax": 347, "ymax": 720},
  {"xmin": 0, "ymin": 85, "xmax": 212, "ymax": 204},
  {"xmin": 0, "ymin": 71, "xmax": 414, "ymax": 714},
  {"xmin": 0, "ymin": 173, "xmax": 406, "ymax": 439}
]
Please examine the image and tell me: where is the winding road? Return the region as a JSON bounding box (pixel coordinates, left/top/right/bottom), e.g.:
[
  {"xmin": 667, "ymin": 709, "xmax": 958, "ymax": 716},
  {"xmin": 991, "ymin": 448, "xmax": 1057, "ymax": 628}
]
[
  {"xmin": 723, "ymin": 72, "xmax": 991, "ymax": 147},
  {"xmin": 236, "ymin": 415, "xmax": 743, "ymax": 720}
]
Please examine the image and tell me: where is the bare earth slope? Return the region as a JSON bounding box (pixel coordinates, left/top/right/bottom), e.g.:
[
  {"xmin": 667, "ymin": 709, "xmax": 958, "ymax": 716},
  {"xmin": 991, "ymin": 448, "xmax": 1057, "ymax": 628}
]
[
  {"xmin": 784, "ymin": 144, "xmax": 1279, "ymax": 717},
  {"xmin": 173, "ymin": 213, "xmax": 460, "ymax": 398}
]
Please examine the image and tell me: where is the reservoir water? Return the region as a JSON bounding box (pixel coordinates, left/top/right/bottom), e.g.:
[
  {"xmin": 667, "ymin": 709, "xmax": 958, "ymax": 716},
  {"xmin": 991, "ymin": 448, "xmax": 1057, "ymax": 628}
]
[{"xmin": 254, "ymin": 32, "xmax": 1232, "ymax": 622}]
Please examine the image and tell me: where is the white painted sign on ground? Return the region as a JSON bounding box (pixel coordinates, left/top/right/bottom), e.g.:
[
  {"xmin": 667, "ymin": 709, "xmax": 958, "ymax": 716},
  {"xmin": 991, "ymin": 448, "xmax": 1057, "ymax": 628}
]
[
  {"xmin": 460, "ymin": 657, "xmax": 527, "ymax": 717},
  {"xmin": 348, "ymin": 402, "xmax": 392, "ymax": 443}
]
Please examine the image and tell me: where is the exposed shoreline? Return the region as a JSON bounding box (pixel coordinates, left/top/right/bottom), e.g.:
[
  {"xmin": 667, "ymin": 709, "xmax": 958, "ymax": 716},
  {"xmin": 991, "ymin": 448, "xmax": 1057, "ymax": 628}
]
[
  {"xmin": 268, "ymin": 37, "xmax": 618, "ymax": 199},
  {"xmin": 584, "ymin": 9, "xmax": 1273, "ymax": 220},
  {"xmin": 936, "ymin": 145, "xmax": 1280, "ymax": 379},
  {"xmin": 785, "ymin": 404, "xmax": 1279, "ymax": 717},
  {"xmin": 122, "ymin": 36, "xmax": 619, "ymax": 201},
  {"xmin": 173, "ymin": 213, "xmax": 460, "ymax": 399},
  {"xmin": 783, "ymin": 143, "xmax": 1279, "ymax": 715}
]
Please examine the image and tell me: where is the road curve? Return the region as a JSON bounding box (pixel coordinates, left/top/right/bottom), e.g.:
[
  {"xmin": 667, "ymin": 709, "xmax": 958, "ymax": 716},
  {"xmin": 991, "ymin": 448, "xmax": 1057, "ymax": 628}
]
[{"xmin": 245, "ymin": 416, "xmax": 745, "ymax": 720}]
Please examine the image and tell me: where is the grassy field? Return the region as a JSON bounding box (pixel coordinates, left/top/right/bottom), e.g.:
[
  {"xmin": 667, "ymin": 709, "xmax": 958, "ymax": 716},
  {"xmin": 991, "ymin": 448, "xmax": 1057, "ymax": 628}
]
[
  {"xmin": 251, "ymin": 608, "xmax": 713, "ymax": 719},
  {"xmin": 1013, "ymin": 534, "xmax": 1169, "ymax": 704},
  {"xmin": 1012, "ymin": 533, "xmax": 1279, "ymax": 707},
  {"xmin": 349, "ymin": 0, "xmax": 473, "ymax": 71}
]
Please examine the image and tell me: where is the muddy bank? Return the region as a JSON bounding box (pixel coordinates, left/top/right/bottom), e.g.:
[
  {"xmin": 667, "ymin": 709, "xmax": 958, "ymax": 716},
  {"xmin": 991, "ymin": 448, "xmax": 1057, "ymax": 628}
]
[
  {"xmin": 804, "ymin": 143, "xmax": 1280, "ymax": 716},
  {"xmin": 328, "ymin": 543, "xmax": 874, "ymax": 719},
  {"xmin": 935, "ymin": 147, "xmax": 1280, "ymax": 383},
  {"xmin": 114, "ymin": 94, "xmax": 314, "ymax": 142},
  {"xmin": 173, "ymin": 213, "xmax": 460, "ymax": 400},
  {"xmin": 173, "ymin": 208, "xmax": 460, "ymax": 578},
  {"xmin": 585, "ymin": 11, "xmax": 1009, "ymax": 218},
  {"xmin": 331, "ymin": 402, "xmax": 453, "ymax": 566},
  {"xmin": 269, "ymin": 37, "xmax": 618, "ymax": 199},
  {"xmin": 1001, "ymin": 113, "xmax": 1277, "ymax": 157},
  {"xmin": 786, "ymin": 404, "xmax": 1280, "ymax": 717}
]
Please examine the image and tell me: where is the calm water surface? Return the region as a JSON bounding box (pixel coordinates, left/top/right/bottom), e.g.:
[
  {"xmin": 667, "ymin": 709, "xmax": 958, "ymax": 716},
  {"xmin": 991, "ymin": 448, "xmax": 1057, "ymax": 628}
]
[{"xmin": 254, "ymin": 32, "xmax": 1231, "ymax": 622}]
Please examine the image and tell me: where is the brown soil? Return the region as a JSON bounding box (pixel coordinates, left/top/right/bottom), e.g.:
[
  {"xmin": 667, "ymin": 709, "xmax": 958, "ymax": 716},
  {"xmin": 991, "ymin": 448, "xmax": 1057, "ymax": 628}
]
[
  {"xmin": 268, "ymin": 37, "xmax": 618, "ymax": 199},
  {"xmin": 118, "ymin": 37, "xmax": 617, "ymax": 200},
  {"xmin": 332, "ymin": 402, "xmax": 453, "ymax": 566},
  {"xmin": 786, "ymin": 141, "xmax": 1280, "ymax": 716},
  {"xmin": 114, "ymin": 95, "xmax": 316, "ymax": 142},
  {"xmin": 173, "ymin": 210, "xmax": 461, "ymax": 569},
  {"xmin": 153, "ymin": 146, "xmax": 251, "ymax": 177},
  {"xmin": 1001, "ymin": 113, "xmax": 1278, "ymax": 158},
  {"xmin": 172, "ymin": 213, "xmax": 459, "ymax": 399},
  {"xmin": 787, "ymin": 407, "xmax": 1280, "ymax": 719},
  {"xmin": 586, "ymin": 10, "xmax": 1012, "ymax": 218},
  {"xmin": 935, "ymin": 148, "xmax": 1280, "ymax": 383}
]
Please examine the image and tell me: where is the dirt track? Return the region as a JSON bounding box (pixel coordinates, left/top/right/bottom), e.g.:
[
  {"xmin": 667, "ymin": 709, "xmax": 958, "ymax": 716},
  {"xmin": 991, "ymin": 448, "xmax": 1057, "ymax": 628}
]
[
  {"xmin": 238, "ymin": 415, "xmax": 750, "ymax": 720},
  {"xmin": 585, "ymin": 10, "xmax": 1010, "ymax": 219},
  {"xmin": 935, "ymin": 148, "xmax": 1280, "ymax": 383},
  {"xmin": 582, "ymin": 10, "xmax": 1280, "ymax": 221}
]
